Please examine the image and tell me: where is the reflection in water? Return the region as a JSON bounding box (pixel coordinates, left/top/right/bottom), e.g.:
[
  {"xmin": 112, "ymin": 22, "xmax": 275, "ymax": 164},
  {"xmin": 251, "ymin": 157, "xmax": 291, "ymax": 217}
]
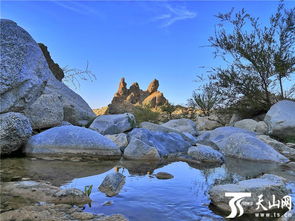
[{"xmin": 1, "ymin": 156, "xmax": 294, "ymax": 221}]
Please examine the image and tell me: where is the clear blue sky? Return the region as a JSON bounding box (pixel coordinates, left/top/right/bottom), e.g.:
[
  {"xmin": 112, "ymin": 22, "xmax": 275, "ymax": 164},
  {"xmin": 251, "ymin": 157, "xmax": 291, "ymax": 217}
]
[{"xmin": 1, "ymin": 1, "xmax": 294, "ymax": 108}]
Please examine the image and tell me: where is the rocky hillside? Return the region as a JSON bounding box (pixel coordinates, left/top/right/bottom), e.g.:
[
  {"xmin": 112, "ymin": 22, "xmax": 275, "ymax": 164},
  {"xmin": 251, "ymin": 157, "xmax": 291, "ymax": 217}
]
[{"xmin": 107, "ymin": 78, "xmax": 168, "ymax": 114}]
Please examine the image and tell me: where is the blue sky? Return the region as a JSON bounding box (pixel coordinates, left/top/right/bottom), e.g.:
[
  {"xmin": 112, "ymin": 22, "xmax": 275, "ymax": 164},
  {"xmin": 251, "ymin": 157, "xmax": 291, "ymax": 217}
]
[{"xmin": 1, "ymin": 1, "xmax": 294, "ymax": 108}]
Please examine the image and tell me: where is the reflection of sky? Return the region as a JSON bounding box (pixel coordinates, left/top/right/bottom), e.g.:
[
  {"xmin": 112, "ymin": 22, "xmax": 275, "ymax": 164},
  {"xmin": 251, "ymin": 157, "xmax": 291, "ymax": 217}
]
[
  {"xmin": 62, "ymin": 159, "xmax": 295, "ymax": 221},
  {"xmin": 62, "ymin": 161, "xmax": 224, "ymax": 221}
]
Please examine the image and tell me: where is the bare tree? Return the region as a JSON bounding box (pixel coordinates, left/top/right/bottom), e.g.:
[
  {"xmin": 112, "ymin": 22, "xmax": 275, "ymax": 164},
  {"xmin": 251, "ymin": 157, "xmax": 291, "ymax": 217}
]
[{"xmin": 62, "ymin": 61, "xmax": 96, "ymax": 89}]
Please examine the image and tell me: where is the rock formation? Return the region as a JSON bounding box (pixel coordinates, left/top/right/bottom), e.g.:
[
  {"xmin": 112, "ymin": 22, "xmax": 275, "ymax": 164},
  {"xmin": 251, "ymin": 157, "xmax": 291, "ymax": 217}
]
[
  {"xmin": 38, "ymin": 43, "xmax": 64, "ymax": 81},
  {"xmin": 108, "ymin": 78, "xmax": 168, "ymax": 114},
  {"xmin": 0, "ymin": 19, "xmax": 95, "ymax": 131}
]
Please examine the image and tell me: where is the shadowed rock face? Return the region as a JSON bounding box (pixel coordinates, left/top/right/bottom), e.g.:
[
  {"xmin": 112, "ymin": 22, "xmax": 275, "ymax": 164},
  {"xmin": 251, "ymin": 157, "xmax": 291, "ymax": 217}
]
[
  {"xmin": 38, "ymin": 43, "xmax": 64, "ymax": 81},
  {"xmin": 108, "ymin": 78, "xmax": 168, "ymax": 114}
]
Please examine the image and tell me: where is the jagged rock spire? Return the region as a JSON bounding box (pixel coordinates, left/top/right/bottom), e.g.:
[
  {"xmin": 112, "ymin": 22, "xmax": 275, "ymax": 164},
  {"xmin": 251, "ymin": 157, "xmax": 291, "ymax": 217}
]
[{"xmin": 147, "ymin": 79, "xmax": 159, "ymax": 94}]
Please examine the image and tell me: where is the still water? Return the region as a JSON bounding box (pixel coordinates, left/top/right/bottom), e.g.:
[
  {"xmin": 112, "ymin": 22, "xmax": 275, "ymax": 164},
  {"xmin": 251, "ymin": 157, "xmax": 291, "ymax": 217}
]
[{"xmin": 1, "ymin": 157, "xmax": 295, "ymax": 221}]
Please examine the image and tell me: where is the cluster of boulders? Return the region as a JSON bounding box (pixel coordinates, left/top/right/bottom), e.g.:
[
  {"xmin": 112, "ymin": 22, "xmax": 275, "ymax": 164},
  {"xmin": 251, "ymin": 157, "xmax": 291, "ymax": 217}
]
[{"xmin": 0, "ymin": 19, "xmax": 96, "ymax": 155}]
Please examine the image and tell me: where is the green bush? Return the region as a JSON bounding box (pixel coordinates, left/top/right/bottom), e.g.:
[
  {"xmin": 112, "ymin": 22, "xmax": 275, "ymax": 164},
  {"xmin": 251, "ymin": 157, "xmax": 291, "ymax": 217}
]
[{"xmin": 133, "ymin": 106, "xmax": 160, "ymax": 125}]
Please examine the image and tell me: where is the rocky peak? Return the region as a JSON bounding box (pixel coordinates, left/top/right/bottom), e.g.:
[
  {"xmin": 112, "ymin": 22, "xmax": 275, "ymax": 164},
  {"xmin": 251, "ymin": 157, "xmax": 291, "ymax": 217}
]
[
  {"xmin": 116, "ymin": 78, "xmax": 128, "ymax": 97},
  {"xmin": 147, "ymin": 79, "xmax": 159, "ymax": 94},
  {"xmin": 108, "ymin": 78, "xmax": 168, "ymax": 114}
]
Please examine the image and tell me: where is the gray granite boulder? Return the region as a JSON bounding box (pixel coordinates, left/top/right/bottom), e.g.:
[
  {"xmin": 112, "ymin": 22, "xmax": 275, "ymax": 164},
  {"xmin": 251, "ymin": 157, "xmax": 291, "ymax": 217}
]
[
  {"xmin": 99, "ymin": 173, "xmax": 126, "ymax": 197},
  {"xmin": 161, "ymin": 118, "xmax": 198, "ymax": 136},
  {"xmin": 0, "ymin": 112, "xmax": 32, "ymax": 155},
  {"xmin": 0, "ymin": 19, "xmax": 95, "ymax": 127},
  {"xmin": 258, "ymin": 135, "xmax": 295, "ymax": 160},
  {"xmin": 123, "ymin": 137, "xmax": 160, "ymax": 160},
  {"xmin": 234, "ymin": 119, "xmax": 268, "ymax": 134},
  {"xmin": 127, "ymin": 128, "xmax": 191, "ymax": 157},
  {"xmin": 197, "ymin": 127, "xmax": 288, "ymax": 163},
  {"xmin": 209, "ymin": 174, "xmax": 290, "ymax": 214},
  {"xmin": 188, "ymin": 145, "xmax": 224, "ymax": 164},
  {"xmin": 264, "ymin": 100, "xmax": 295, "ymax": 138},
  {"xmin": 140, "ymin": 121, "xmax": 197, "ymax": 145},
  {"xmin": 105, "ymin": 133, "xmax": 128, "ymax": 151},
  {"xmin": 25, "ymin": 125, "xmax": 121, "ymax": 158},
  {"xmin": 90, "ymin": 113, "xmax": 135, "ymax": 135},
  {"xmin": 196, "ymin": 116, "xmax": 222, "ymax": 131},
  {"xmin": 0, "ymin": 19, "xmax": 47, "ymax": 113},
  {"xmin": 24, "ymin": 94, "xmax": 64, "ymax": 129}
]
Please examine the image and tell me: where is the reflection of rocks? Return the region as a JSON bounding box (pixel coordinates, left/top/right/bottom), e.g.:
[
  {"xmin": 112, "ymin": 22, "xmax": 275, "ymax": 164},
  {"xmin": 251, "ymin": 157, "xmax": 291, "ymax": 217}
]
[
  {"xmin": 209, "ymin": 174, "xmax": 290, "ymax": 214},
  {"xmin": 99, "ymin": 173, "xmax": 126, "ymax": 197},
  {"xmin": 224, "ymin": 157, "xmax": 280, "ymax": 178},
  {"xmin": 1, "ymin": 157, "xmax": 117, "ymax": 186},
  {"xmin": 2, "ymin": 180, "xmax": 90, "ymax": 205},
  {"xmin": 119, "ymin": 160, "xmax": 165, "ymax": 175},
  {"xmin": 0, "ymin": 204, "xmax": 128, "ymax": 221}
]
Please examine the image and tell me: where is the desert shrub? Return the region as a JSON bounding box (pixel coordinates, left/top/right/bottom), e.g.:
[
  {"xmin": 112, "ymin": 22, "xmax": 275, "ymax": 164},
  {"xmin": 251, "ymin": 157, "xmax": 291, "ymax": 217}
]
[
  {"xmin": 160, "ymin": 102, "xmax": 176, "ymax": 119},
  {"xmin": 133, "ymin": 105, "xmax": 160, "ymax": 125}
]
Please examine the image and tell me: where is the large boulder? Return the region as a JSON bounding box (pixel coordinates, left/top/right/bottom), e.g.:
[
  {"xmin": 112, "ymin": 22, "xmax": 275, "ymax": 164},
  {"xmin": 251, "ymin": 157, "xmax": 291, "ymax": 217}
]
[
  {"xmin": 24, "ymin": 125, "xmax": 121, "ymax": 158},
  {"xmin": 258, "ymin": 135, "xmax": 295, "ymax": 160},
  {"xmin": 0, "ymin": 19, "xmax": 95, "ymax": 127},
  {"xmin": 264, "ymin": 100, "xmax": 295, "ymax": 138},
  {"xmin": 197, "ymin": 127, "xmax": 288, "ymax": 163},
  {"xmin": 209, "ymin": 174, "xmax": 290, "ymax": 214},
  {"xmin": 161, "ymin": 118, "xmax": 198, "ymax": 136},
  {"xmin": 105, "ymin": 133, "xmax": 128, "ymax": 151},
  {"xmin": 0, "ymin": 112, "xmax": 32, "ymax": 155},
  {"xmin": 89, "ymin": 113, "xmax": 135, "ymax": 135},
  {"xmin": 140, "ymin": 121, "xmax": 197, "ymax": 145},
  {"xmin": 24, "ymin": 94, "xmax": 64, "ymax": 129},
  {"xmin": 234, "ymin": 119, "xmax": 267, "ymax": 134},
  {"xmin": 0, "ymin": 19, "xmax": 47, "ymax": 113},
  {"xmin": 126, "ymin": 128, "xmax": 191, "ymax": 157},
  {"xmin": 222, "ymin": 133, "xmax": 288, "ymax": 163},
  {"xmin": 196, "ymin": 116, "xmax": 222, "ymax": 131},
  {"xmin": 123, "ymin": 137, "xmax": 160, "ymax": 160},
  {"xmin": 188, "ymin": 145, "xmax": 224, "ymax": 164},
  {"xmin": 99, "ymin": 173, "xmax": 126, "ymax": 197}
]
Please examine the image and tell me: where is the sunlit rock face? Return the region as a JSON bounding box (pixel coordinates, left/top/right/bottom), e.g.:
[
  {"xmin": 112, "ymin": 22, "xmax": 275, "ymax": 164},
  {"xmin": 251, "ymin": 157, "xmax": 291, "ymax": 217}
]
[{"xmin": 108, "ymin": 78, "xmax": 168, "ymax": 114}]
